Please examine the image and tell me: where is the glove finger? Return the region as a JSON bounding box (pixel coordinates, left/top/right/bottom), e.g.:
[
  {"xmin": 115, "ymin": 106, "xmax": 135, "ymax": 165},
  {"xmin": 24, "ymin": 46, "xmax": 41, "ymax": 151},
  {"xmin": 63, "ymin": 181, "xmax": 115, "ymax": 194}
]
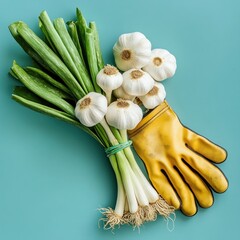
[
  {"xmin": 146, "ymin": 163, "xmax": 181, "ymax": 210},
  {"xmin": 184, "ymin": 128, "xmax": 227, "ymax": 163},
  {"xmin": 176, "ymin": 159, "xmax": 214, "ymax": 208},
  {"xmin": 163, "ymin": 165, "xmax": 197, "ymax": 216},
  {"xmin": 183, "ymin": 149, "xmax": 229, "ymax": 193}
]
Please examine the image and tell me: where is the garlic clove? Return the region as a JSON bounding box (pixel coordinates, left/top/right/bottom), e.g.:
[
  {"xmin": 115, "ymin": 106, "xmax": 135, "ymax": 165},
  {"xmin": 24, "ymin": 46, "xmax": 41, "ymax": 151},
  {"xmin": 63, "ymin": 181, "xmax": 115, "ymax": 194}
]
[
  {"xmin": 122, "ymin": 69, "xmax": 154, "ymax": 97},
  {"xmin": 113, "ymin": 85, "xmax": 135, "ymax": 101},
  {"xmin": 96, "ymin": 64, "xmax": 123, "ymax": 93},
  {"xmin": 139, "ymin": 82, "xmax": 166, "ymax": 109},
  {"xmin": 75, "ymin": 92, "xmax": 107, "ymax": 127},
  {"xmin": 106, "ymin": 99, "xmax": 143, "ymax": 130},
  {"xmin": 142, "ymin": 49, "xmax": 177, "ymax": 81},
  {"xmin": 113, "ymin": 32, "xmax": 151, "ymax": 71}
]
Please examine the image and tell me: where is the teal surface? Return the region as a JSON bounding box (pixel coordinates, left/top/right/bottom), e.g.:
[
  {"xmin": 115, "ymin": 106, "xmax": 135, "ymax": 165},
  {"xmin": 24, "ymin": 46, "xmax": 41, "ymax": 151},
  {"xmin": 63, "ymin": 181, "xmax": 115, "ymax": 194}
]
[{"xmin": 1, "ymin": 0, "xmax": 239, "ymax": 239}]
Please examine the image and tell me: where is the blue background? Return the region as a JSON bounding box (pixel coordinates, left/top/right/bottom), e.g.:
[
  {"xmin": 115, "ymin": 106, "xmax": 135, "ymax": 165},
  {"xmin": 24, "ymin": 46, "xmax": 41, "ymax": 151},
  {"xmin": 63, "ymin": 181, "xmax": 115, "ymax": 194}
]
[{"xmin": 1, "ymin": 0, "xmax": 239, "ymax": 239}]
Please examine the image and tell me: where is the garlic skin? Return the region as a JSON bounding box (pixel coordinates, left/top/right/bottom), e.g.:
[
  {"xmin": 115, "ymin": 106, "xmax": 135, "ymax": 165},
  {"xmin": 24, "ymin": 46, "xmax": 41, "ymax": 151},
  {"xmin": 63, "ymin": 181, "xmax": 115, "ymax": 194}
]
[
  {"xmin": 106, "ymin": 99, "xmax": 143, "ymax": 130},
  {"xmin": 139, "ymin": 82, "xmax": 166, "ymax": 109},
  {"xmin": 143, "ymin": 49, "xmax": 177, "ymax": 81},
  {"xmin": 113, "ymin": 85, "xmax": 134, "ymax": 100},
  {"xmin": 75, "ymin": 92, "xmax": 107, "ymax": 127},
  {"xmin": 122, "ymin": 69, "xmax": 154, "ymax": 96},
  {"xmin": 96, "ymin": 65, "xmax": 123, "ymax": 92},
  {"xmin": 113, "ymin": 32, "xmax": 151, "ymax": 71}
]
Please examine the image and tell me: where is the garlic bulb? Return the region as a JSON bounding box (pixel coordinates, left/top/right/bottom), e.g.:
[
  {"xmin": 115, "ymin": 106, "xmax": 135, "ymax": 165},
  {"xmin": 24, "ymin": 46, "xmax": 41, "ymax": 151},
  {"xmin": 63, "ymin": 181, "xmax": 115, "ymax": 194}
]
[
  {"xmin": 113, "ymin": 85, "xmax": 134, "ymax": 101},
  {"xmin": 139, "ymin": 82, "xmax": 166, "ymax": 109},
  {"xmin": 143, "ymin": 49, "xmax": 177, "ymax": 81},
  {"xmin": 106, "ymin": 99, "xmax": 143, "ymax": 130},
  {"xmin": 113, "ymin": 32, "xmax": 151, "ymax": 71},
  {"xmin": 122, "ymin": 69, "xmax": 154, "ymax": 96},
  {"xmin": 75, "ymin": 92, "xmax": 107, "ymax": 127},
  {"xmin": 96, "ymin": 64, "xmax": 123, "ymax": 92}
]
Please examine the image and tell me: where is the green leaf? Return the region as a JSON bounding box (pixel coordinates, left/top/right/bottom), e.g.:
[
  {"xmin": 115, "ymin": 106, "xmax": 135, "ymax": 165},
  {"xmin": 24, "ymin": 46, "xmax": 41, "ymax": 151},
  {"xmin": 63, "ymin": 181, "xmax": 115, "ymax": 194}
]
[
  {"xmin": 25, "ymin": 66, "xmax": 72, "ymax": 96},
  {"xmin": 89, "ymin": 22, "xmax": 104, "ymax": 71},
  {"xmin": 11, "ymin": 61, "xmax": 75, "ymax": 116},
  {"xmin": 9, "ymin": 22, "xmax": 53, "ymax": 72},
  {"xmin": 85, "ymin": 28, "xmax": 102, "ymax": 93},
  {"xmin": 67, "ymin": 21, "xmax": 85, "ymax": 64},
  {"xmin": 75, "ymin": 8, "xmax": 102, "ymax": 94},
  {"xmin": 76, "ymin": 8, "xmax": 88, "ymax": 49},
  {"xmin": 13, "ymin": 86, "xmax": 53, "ymax": 104},
  {"xmin": 12, "ymin": 86, "xmax": 104, "ymax": 145},
  {"xmin": 39, "ymin": 11, "xmax": 89, "ymax": 95},
  {"xmin": 11, "ymin": 20, "xmax": 85, "ymax": 99},
  {"xmin": 53, "ymin": 17, "xmax": 94, "ymax": 93},
  {"xmin": 39, "ymin": 19, "xmax": 59, "ymax": 54}
]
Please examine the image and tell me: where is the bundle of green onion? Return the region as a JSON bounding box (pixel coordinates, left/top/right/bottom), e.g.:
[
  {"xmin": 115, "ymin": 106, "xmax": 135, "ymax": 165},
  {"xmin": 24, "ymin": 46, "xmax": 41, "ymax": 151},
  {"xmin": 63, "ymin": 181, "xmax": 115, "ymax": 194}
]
[{"xmin": 8, "ymin": 8, "xmax": 174, "ymax": 229}]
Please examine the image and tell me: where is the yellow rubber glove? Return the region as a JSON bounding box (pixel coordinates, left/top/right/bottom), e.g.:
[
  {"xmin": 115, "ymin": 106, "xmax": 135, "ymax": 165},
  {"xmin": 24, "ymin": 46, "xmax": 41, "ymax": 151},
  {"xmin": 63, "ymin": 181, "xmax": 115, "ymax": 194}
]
[{"xmin": 128, "ymin": 101, "xmax": 228, "ymax": 216}]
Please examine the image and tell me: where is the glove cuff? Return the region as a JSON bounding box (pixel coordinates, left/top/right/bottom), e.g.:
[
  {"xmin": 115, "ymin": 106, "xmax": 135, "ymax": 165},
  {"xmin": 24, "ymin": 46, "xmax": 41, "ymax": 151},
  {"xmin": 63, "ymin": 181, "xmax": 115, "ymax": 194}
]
[{"xmin": 128, "ymin": 100, "xmax": 170, "ymax": 138}]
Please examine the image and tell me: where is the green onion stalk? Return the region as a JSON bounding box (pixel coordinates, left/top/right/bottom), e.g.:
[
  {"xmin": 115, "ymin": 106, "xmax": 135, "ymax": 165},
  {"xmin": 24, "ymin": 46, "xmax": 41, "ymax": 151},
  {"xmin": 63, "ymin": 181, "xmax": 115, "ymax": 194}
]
[{"xmin": 8, "ymin": 9, "xmax": 174, "ymax": 229}]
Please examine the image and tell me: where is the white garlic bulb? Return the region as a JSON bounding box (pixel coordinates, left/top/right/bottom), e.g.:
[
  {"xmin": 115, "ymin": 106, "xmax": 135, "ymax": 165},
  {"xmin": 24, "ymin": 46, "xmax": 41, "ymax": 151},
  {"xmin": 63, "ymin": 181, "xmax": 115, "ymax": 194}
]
[
  {"xmin": 106, "ymin": 99, "xmax": 143, "ymax": 130},
  {"xmin": 113, "ymin": 85, "xmax": 134, "ymax": 100},
  {"xmin": 75, "ymin": 92, "xmax": 107, "ymax": 127},
  {"xmin": 96, "ymin": 64, "xmax": 123, "ymax": 92},
  {"xmin": 143, "ymin": 49, "xmax": 177, "ymax": 81},
  {"xmin": 113, "ymin": 32, "xmax": 151, "ymax": 71},
  {"xmin": 122, "ymin": 69, "xmax": 154, "ymax": 96},
  {"xmin": 139, "ymin": 82, "xmax": 166, "ymax": 109}
]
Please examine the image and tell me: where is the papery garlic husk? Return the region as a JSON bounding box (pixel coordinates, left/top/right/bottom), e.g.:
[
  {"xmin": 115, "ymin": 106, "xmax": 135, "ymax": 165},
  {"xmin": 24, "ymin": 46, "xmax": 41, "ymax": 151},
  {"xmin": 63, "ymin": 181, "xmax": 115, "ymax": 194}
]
[
  {"xmin": 113, "ymin": 32, "xmax": 151, "ymax": 71},
  {"xmin": 143, "ymin": 49, "xmax": 177, "ymax": 81},
  {"xmin": 96, "ymin": 64, "xmax": 123, "ymax": 92},
  {"xmin": 113, "ymin": 85, "xmax": 135, "ymax": 101},
  {"xmin": 139, "ymin": 82, "xmax": 166, "ymax": 109},
  {"xmin": 106, "ymin": 99, "xmax": 143, "ymax": 130},
  {"xmin": 122, "ymin": 69, "xmax": 154, "ymax": 96},
  {"xmin": 75, "ymin": 92, "xmax": 107, "ymax": 127}
]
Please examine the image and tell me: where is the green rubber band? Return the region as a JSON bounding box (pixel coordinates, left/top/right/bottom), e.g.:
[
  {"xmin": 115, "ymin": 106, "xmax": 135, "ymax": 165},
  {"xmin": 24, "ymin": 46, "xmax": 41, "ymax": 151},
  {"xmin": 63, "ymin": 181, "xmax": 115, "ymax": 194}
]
[{"xmin": 105, "ymin": 140, "xmax": 132, "ymax": 157}]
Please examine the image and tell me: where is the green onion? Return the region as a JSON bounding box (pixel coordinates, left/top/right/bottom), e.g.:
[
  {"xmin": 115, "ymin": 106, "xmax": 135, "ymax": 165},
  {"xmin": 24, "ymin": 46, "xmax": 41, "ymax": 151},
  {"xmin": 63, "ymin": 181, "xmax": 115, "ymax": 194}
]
[{"xmin": 8, "ymin": 8, "xmax": 174, "ymax": 230}]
